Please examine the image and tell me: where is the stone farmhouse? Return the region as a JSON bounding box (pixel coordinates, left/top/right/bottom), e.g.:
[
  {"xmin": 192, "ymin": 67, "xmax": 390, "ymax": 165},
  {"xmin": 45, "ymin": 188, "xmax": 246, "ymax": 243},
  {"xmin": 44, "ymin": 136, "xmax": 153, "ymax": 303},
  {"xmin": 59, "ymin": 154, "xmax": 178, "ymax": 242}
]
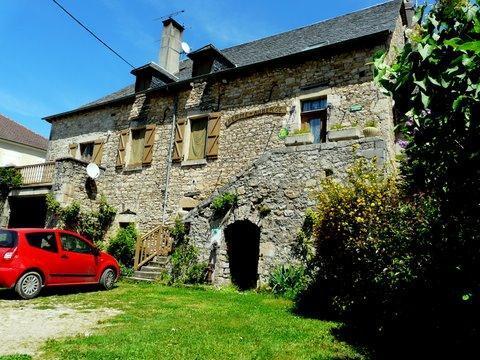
[{"xmin": 2, "ymin": 0, "xmax": 412, "ymax": 287}]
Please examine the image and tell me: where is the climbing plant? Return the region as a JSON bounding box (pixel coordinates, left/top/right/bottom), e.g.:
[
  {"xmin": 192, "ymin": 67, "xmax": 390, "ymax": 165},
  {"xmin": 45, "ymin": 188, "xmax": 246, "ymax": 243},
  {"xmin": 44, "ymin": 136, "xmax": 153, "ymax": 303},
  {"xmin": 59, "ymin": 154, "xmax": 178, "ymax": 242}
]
[
  {"xmin": 0, "ymin": 167, "xmax": 22, "ymax": 197},
  {"xmin": 46, "ymin": 193, "xmax": 116, "ymax": 242}
]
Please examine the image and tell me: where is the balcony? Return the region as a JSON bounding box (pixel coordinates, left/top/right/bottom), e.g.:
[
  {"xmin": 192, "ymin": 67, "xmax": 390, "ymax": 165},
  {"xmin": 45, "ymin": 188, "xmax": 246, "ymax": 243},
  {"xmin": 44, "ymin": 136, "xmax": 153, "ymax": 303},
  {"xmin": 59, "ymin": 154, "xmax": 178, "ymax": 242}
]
[{"xmin": 16, "ymin": 162, "xmax": 55, "ymax": 186}]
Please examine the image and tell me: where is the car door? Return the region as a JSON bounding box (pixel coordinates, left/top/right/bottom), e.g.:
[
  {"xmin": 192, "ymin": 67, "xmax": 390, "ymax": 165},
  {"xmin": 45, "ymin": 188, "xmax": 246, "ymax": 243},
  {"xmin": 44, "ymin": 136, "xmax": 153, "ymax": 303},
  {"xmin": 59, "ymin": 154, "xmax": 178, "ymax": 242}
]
[
  {"xmin": 58, "ymin": 232, "xmax": 98, "ymax": 284},
  {"xmin": 23, "ymin": 231, "xmax": 66, "ymax": 285}
]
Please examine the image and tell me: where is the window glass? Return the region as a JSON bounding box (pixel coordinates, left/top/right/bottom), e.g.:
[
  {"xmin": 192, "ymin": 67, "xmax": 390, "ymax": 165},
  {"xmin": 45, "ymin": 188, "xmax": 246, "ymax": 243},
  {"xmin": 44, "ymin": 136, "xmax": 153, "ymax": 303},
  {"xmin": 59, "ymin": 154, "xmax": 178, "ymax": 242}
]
[
  {"xmin": 130, "ymin": 128, "xmax": 146, "ymax": 165},
  {"xmin": 0, "ymin": 230, "xmax": 17, "ymax": 248},
  {"xmin": 80, "ymin": 142, "xmax": 94, "ymax": 162},
  {"xmin": 26, "ymin": 232, "xmax": 58, "ymax": 253},
  {"xmin": 301, "ymin": 98, "xmax": 327, "ymax": 112},
  {"xmin": 60, "ymin": 234, "xmax": 93, "ymax": 254},
  {"xmin": 188, "ymin": 118, "xmax": 208, "ymax": 160}
]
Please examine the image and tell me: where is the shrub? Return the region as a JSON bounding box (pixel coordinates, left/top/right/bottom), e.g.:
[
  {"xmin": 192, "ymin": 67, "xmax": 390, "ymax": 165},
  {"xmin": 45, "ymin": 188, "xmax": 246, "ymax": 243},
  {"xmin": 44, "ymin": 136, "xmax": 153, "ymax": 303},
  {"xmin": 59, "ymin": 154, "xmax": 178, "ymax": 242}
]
[
  {"xmin": 170, "ymin": 242, "xmax": 208, "ymax": 285},
  {"xmin": 0, "ymin": 167, "xmax": 22, "ymax": 197},
  {"xmin": 107, "ymin": 224, "xmax": 138, "ymax": 268},
  {"xmin": 46, "ymin": 193, "xmax": 116, "ymax": 242},
  {"xmin": 269, "ymin": 265, "xmax": 310, "ymax": 300},
  {"xmin": 169, "ymin": 217, "xmax": 187, "ymax": 246},
  {"xmin": 212, "ymin": 192, "xmax": 238, "ymax": 217}
]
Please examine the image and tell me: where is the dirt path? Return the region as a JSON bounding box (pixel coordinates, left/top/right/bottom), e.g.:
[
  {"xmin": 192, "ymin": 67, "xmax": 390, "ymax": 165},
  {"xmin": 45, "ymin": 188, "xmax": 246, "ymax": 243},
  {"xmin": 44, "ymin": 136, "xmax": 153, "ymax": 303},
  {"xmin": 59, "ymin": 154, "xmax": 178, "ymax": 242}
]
[{"xmin": 0, "ymin": 299, "xmax": 121, "ymax": 357}]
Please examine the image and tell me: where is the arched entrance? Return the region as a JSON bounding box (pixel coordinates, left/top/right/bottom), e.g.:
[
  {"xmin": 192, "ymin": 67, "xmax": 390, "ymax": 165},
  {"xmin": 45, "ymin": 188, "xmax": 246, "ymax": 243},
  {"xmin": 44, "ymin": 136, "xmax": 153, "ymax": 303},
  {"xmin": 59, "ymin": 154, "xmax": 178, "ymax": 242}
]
[{"xmin": 224, "ymin": 220, "xmax": 260, "ymax": 290}]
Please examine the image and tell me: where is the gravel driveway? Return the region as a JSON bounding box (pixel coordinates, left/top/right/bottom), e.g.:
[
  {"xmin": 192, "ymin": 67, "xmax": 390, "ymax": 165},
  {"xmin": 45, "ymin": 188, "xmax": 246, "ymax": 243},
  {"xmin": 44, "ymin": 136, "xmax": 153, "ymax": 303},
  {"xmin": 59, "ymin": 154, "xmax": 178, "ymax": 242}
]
[{"xmin": 0, "ymin": 293, "xmax": 120, "ymax": 357}]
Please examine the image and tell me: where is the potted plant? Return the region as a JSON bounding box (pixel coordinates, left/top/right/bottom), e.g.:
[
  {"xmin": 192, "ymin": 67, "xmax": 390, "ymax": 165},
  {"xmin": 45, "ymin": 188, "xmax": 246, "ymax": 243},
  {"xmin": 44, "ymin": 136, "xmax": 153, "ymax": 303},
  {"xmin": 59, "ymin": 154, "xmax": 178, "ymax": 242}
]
[
  {"xmin": 363, "ymin": 120, "xmax": 381, "ymax": 137},
  {"xmin": 327, "ymin": 122, "xmax": 361, "ymax": 142},
  {"xmin": 284, "ymin": 128, "xmax": 314, "ymax": 146}
]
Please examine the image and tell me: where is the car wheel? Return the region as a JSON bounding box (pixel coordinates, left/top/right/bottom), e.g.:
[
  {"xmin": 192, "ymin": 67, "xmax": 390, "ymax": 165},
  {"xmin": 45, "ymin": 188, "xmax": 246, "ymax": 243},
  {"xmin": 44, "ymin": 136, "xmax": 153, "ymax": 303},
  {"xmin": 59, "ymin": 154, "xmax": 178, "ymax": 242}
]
[
  {"xmin": 100, "ymin": 268, "xmax": 116, "ymax": 290},
  {"xmin": 15, "ymin": 271, "xmax": 43, "ymax": 300}
]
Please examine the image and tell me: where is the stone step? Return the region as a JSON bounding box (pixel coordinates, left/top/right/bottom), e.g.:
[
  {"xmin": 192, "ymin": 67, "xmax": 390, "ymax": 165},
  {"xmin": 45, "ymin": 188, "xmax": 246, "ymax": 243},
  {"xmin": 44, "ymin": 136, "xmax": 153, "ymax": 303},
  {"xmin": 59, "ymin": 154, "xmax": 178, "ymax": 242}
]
[
  {"xmin": 148, "ymin": 261, "xmax": 168, "ymax": 268},
  {"xmin": 133, "ymin": 270, "xmax": 164, "ymax": 280},
  {"xmin": 141, "ymin": 266, "xmax": 165, "ymax": 272},
  {"xmin": 152, "ymin": 256, "xmax": 169, "ymax": 265}
]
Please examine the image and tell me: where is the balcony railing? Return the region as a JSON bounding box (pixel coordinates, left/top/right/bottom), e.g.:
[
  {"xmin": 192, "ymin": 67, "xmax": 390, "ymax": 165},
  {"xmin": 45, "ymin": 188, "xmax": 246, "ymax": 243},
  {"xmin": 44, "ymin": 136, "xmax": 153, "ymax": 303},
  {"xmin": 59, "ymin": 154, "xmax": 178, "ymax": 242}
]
[{"xmin": 16, "ymin": 162, "xmax": 55, "ymax": 186}]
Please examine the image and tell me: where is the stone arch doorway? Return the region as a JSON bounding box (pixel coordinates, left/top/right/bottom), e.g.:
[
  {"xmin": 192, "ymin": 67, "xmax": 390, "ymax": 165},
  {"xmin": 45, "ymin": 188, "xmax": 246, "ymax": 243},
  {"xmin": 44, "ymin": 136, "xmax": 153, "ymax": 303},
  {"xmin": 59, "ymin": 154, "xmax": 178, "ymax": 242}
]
[{"xmin": 224, "ymin": 220, "xmax": 260, "ymax": 290}]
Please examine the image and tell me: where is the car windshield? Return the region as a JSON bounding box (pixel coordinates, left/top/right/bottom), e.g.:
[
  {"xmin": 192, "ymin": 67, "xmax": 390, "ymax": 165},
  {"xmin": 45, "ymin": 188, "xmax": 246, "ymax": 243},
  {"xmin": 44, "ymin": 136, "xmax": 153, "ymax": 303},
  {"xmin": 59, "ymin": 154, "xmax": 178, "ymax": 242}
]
[{"xmin": 0, "ymin": 230, "xmax": 17, "ymax": 248}]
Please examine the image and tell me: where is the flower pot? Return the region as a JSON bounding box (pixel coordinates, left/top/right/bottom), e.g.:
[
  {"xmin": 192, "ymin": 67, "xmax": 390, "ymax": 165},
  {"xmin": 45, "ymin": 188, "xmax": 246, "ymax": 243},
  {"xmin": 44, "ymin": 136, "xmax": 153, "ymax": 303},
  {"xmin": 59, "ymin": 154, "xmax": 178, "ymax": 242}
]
[
  {"xmin": 285, "ymin": 132, "xmax": 314, "ymax": 146},
  {"xmin": 363, "ymin": 126, "xmax": 381, "ymax": 137},
  {"xmin": 327, "ymin": 127, "xmax": 361, "ymax": 142}
]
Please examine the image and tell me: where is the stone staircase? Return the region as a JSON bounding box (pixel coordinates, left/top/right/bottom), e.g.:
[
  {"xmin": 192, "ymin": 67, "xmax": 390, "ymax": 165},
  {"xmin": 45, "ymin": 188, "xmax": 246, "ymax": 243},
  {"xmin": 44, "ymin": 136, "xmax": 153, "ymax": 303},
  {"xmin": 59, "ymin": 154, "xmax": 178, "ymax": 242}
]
[{"xmin": 128, "ymin": 255, "xmax": 170, "ymax": 282}]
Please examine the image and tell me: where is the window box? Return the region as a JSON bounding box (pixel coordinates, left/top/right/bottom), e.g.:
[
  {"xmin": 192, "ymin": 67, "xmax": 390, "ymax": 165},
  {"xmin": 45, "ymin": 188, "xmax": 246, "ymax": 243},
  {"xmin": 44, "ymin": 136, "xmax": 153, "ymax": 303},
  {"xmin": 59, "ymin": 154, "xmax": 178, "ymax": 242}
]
[
  {"xmin": 327, "ymin": 127, "xmax": 361, "ymax": 142},
  {"xmin": 285, "ymin": 132, "xmax": 314, "ymax": 146}
]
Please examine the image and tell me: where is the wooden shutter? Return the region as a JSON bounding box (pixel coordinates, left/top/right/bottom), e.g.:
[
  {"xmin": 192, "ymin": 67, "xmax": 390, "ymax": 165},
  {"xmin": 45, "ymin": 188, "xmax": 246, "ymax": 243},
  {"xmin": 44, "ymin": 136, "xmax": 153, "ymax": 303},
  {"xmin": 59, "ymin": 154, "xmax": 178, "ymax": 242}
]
[
  {"xmin": 206, "ymin": 113, "xmax": 221, "ymax": 158},
  {"xmin": 92, "ymin": 139, "xmax": 105, "ymax": 165},
  {"xmin": 69, "ymin": 143, "xmax": 78, "ymax": 157},
  {"xmin": 142, "ymin": 124, "xmax": 156, "ymax": 165},
  {"xmin": 172, "ymin": 118, "xmax": 185, "ymax": 162},
  {"xmin": 116, "ymin": 130, "xmax": 129, "ymax": 167}
]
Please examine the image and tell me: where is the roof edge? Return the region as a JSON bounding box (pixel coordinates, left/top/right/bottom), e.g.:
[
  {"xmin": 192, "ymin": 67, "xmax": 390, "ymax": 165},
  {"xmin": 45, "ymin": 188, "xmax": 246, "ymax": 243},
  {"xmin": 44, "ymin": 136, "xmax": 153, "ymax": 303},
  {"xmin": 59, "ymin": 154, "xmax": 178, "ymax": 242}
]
[{"xmin": 44, "ymin": 29, "xmax": 391, "ymax": 122}]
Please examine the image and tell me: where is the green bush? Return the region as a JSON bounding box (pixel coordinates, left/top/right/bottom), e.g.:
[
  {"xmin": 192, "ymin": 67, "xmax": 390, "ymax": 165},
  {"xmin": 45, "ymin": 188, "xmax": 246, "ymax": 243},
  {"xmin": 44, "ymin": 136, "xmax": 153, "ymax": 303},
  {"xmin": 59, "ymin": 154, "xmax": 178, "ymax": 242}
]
[
  {"xmin": 212, "ymin": 192, "xmax": 238, "ymax": 217},
  {"xmin": 170, "ymin": 242, "xmax": 208, "ymax": 285},
  {"xmin": 107, "ymin": 225, "xmax": 138, "ymax": 268},
  {"xmin": 0, "ymin": 167, "xmax": 22, "ymax": 197},
  {"xmin": 269, "ymin": 265, "xmax": 310, "ymax": 300},
  {"xmin": 46, "ymin": 194, "xmax": 116, "ymax": 242}
]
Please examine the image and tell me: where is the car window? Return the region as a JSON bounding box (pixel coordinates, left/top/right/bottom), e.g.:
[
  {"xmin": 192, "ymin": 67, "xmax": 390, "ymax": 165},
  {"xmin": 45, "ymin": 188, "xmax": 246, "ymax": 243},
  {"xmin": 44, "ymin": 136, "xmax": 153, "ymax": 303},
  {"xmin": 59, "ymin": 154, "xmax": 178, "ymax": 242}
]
[
  {"xmin": 0, "ymin": 230, "xmax": 17, "ymax": 248},
  {"xmin": 60, "ymin": 234, "xmax": 93, "ymax": 254},
  {"xmin": 25, "ymin": 232, "xmax": 58, "ymax": 253}
]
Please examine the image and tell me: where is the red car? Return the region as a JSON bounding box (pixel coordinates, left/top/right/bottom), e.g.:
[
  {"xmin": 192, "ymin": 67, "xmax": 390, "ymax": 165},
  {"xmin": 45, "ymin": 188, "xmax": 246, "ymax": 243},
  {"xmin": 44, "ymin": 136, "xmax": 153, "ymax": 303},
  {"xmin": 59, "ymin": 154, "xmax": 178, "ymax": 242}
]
[{"xmin": 0, "ymin": 228, "xmax": 120, "ymax": 299}]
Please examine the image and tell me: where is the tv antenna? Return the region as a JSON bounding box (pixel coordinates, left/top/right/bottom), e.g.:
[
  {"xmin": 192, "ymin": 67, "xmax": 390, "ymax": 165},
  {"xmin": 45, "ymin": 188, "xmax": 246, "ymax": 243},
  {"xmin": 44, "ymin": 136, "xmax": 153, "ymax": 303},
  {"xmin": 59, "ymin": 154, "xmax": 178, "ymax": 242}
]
[{"xmin": 154, "ymin": 10, "xmax": 185, "ymax": 21}]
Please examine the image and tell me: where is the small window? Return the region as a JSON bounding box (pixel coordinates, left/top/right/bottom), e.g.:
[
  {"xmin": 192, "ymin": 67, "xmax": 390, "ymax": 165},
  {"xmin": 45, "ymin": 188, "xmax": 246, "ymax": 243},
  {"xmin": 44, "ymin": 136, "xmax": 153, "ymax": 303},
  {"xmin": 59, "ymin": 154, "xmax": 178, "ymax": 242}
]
[
  {"xmin": 129, "ymin": 128, "xmax": 146, "ymax": 165},
  {"xmin": 300, "ymin": 98, "xmax": 328, "ymax": 143},
  {"xmin": 26, "ymin": 232, "xmax": 58, "ymax": 253},
  {"xmin": 60, "ymin": 234, "xmax": 93, "ymax": 254},
  {"xmin": 0, "ymin": 230, "xmax": 17, "ymax": 248},
  {"xmin": 80, "ymin": 142, "xmax": 94, "ymax": 162},
  {"xmin": 188, "ymin": 117, "xmax": 208, "ymax": 160}
]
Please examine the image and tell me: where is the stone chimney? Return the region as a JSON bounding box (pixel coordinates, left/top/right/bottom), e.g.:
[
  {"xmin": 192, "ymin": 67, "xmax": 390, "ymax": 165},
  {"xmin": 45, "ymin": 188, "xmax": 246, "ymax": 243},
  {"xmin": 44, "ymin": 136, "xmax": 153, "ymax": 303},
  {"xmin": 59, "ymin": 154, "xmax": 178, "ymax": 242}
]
[
  {"xmin": 403, "ymin": 0, "xmax": 415, "ymax": 28},
  {"xmin": 158, "ymin": 18, "xmax": 184, "ymax": 75}
]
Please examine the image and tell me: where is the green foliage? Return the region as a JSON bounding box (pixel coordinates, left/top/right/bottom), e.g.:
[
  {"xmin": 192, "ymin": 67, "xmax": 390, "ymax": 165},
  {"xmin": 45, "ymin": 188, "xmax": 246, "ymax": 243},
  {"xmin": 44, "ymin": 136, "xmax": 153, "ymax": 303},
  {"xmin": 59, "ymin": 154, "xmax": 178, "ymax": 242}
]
[
  {"xmin": 170, "ymin": 242, "xmax": 208, "ymax": 285},
  {"xmin": 169, "ymin": 217, "xmax": 187, "ymax": 246},
  {"xmin": 0, "ymin": 167, "xmax": 22, "ymax": 197},
  {"xmin": 269, "ymin": 265, "xmax": 310, "ymax": 300},
  {"xmin": 329, "ymin": 123, "xmax": 348, "ymax": 131},
  {"xmin": 212, "ymin": 192, "xmax": 238, "ymax": 217},
  {"xmin": 107, "ymin": 225, "xmax": 138, "ymax": 268},
  {"xmin": 364, "ymin": 119, "xmax": 377, "ymax": 128},
  {"xmin": 370, "ymin": 1, "xmax": 480, "ymax": 354},
  {"xmin": 46, "ymin": 193, "xmax": 116, "ymax": 242}
]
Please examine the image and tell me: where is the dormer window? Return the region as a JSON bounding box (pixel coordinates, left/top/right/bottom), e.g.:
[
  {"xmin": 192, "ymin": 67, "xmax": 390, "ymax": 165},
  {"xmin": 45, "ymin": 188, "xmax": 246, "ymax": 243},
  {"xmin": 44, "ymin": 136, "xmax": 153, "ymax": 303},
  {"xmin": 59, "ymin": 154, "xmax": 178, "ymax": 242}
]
[
  {"xmin": 188, "ymin": 44, "xmax": 235, "ymax": 77},
  {"xmin": 131, "ymin": 62, "xmax": 178, "ymax": 93}
]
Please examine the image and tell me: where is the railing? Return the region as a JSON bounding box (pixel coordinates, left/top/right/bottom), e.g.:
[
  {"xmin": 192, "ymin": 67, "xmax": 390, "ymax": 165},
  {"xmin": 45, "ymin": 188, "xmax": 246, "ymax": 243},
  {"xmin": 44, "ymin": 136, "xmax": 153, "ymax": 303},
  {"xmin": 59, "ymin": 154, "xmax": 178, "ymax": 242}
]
[
  {"xmin": 134, "ymin": 224, "xmax": 173, "ymax": 270},
  {"xmin": 16, "ymin": 162, "xmax": 55, "ymax": 186}
]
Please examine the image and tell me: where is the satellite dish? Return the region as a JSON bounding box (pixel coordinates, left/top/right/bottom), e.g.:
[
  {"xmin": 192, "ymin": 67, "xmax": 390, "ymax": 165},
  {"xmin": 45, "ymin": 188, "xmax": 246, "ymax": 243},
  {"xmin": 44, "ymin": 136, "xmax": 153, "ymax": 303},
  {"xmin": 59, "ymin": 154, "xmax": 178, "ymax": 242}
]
[
  {"xmin": 86, "ymin": 163, "xmax": 100, "ymax": 180},
  {"xmin": 181, "ymin": 41, "xmax": 191, "ymax": 54}
]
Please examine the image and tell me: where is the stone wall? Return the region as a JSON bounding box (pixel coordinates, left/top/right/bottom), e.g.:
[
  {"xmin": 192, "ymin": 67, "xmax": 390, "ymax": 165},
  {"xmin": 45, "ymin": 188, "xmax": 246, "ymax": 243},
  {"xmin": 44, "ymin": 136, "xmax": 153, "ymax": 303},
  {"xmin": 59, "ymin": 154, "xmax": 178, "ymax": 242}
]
[
  {"xmin": 46, "ymin": 39, "xmax": 398, "ymax": 236},
  {"xmin": 186, "ymin": 137, "xmax": 387, "ymax": 285}
]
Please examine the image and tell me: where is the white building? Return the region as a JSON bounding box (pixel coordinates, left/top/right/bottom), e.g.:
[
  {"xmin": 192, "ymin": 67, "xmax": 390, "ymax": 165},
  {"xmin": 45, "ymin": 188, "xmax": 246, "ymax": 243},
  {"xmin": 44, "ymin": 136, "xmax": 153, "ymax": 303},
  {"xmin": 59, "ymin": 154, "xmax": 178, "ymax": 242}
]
[{"xmin": 0, "ymin": 114, "xmax": 47, "ymax": 166}]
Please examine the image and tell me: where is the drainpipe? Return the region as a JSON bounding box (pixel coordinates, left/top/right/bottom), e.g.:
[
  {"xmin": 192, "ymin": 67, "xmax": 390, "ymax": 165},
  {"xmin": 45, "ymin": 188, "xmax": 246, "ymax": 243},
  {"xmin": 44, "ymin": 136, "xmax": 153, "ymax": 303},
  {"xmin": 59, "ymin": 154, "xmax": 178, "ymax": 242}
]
[{"xmin": 162, "ymin": 95, "xmax": 178, "ymax": 223}]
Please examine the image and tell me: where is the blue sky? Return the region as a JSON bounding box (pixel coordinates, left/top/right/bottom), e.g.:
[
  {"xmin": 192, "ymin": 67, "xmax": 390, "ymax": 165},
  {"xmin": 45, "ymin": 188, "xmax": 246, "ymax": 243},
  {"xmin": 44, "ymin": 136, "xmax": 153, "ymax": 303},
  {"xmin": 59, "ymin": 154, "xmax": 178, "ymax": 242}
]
[{"xmin": 0, "ymin": 0, "xmax": 389, "ymax": 138}]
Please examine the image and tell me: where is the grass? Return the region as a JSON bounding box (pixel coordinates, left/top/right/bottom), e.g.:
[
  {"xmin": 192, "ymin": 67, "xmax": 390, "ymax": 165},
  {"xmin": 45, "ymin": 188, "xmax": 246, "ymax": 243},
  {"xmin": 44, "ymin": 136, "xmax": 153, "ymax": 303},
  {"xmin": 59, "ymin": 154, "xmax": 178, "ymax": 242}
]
[{"xmin": 2, "ymin": 282, "xmax": 362, "ymax": 360}]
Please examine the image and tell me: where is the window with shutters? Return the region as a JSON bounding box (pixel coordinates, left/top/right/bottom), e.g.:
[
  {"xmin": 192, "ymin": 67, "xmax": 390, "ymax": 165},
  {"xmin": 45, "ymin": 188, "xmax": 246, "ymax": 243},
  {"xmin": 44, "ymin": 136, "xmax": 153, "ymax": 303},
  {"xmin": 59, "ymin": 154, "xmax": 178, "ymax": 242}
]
[
  {"xmin": 116, "ymin": 125, "xmax": 156, "ymax": 169},
  {"xmin": 180, "ymin": 113, "xmax": 221, "ymax": 164}
]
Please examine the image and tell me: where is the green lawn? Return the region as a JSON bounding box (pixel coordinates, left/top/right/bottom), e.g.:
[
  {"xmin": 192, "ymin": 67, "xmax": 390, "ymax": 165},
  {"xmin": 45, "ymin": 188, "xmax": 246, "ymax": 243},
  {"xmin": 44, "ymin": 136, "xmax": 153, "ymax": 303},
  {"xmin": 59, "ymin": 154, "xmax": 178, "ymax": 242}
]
[{"xmin": 3, "ymin": 281, "xmax": 362, "ymax": 360}]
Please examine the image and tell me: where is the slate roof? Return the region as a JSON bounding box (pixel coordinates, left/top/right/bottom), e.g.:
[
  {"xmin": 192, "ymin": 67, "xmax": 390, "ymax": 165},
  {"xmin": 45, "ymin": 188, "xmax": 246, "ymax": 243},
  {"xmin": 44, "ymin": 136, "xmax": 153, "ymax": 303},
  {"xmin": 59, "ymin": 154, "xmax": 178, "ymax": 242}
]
[
  {"xmin": 0, "ymin": 113, "xmax": 48, "ymax": 151},
  {"xmin": 47, "ymin": 0, "xmax": 403, "ymax": 119}
]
